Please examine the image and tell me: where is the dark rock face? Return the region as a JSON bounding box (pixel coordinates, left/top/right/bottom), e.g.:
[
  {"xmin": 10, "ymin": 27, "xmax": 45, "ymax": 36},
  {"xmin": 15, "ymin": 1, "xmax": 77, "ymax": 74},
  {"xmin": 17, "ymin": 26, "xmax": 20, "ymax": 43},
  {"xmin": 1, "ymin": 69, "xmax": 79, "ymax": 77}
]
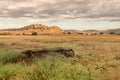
[{"xmin": 23, "ymin": 47, "xmax": 75, "ymax": 58}]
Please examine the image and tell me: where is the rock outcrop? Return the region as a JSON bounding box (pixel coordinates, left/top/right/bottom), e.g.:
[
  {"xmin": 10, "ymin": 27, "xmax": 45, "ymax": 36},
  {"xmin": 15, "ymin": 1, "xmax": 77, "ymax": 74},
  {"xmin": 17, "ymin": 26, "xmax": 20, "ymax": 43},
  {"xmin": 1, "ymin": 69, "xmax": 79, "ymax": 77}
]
[
  {"xmin": 22, "ymin": 47, "xmax": 75, "ymax": 57},
  {"xmin": 22, "ymin": 24, "xmax": 48, "ymax": 30},
  {"xmin": 21, "ymin": 24, "xmax": 64, "ymax": 34}
]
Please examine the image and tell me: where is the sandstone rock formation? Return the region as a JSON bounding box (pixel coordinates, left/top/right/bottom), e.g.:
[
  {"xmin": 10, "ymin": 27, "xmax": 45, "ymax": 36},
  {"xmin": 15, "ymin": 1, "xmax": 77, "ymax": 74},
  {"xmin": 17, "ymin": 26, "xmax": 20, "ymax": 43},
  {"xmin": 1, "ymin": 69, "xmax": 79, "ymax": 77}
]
[
  {"xmin": 0, "ymin": 24, "xmax": 64, "ymax": 35},
  {"xmin": 21, "ymin": 24, "xmax": 64, "ymax": 34},
  {"xmin": 22, "ymin": 24, "xmax": 48, "ymax": 30}
]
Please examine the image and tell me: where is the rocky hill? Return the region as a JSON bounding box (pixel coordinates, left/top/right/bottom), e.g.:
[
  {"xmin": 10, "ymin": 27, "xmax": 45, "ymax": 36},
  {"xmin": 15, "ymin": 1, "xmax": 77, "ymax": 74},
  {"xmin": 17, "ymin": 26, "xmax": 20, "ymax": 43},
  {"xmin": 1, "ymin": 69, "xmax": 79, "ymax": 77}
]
[
  {"xmin": 21, "ymin": 24, "xmax": 64, "ymax": 35},
  {"xmin": 0, "ymin": 24, "xmax": 64, "ymax": 35},
  {"xmin": 22, "ymin": 24, "xmax": 48, "ymax": 30},
  {"xmin": 21, "ymin": 24, "xmax": 63, "ymax": 33}
]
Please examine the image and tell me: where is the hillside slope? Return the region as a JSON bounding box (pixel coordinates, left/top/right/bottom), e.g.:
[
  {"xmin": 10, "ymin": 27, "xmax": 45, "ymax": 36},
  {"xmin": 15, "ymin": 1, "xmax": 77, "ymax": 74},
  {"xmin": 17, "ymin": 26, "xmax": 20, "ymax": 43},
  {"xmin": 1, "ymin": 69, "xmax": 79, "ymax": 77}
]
[{"xmin": 106, "ymin": 28, "xmax": 120, "ymax": 34}]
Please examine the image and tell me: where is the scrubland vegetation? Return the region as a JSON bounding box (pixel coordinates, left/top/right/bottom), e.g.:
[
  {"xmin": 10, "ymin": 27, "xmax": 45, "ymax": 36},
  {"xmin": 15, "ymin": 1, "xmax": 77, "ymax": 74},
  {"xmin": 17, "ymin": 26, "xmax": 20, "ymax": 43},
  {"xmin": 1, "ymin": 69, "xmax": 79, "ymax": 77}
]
[{"xmin": 0, "ymin": 35, "xmax": 120, "ymax": 80}]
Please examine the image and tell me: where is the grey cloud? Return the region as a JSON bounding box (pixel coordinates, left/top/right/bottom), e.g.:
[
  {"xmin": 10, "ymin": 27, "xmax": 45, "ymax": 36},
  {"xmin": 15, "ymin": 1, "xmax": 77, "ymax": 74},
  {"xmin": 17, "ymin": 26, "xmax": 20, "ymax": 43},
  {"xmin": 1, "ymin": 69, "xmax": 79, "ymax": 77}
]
[{"xmin": 0, "ymin": 0, "xmax": 120, "ymax": 21}]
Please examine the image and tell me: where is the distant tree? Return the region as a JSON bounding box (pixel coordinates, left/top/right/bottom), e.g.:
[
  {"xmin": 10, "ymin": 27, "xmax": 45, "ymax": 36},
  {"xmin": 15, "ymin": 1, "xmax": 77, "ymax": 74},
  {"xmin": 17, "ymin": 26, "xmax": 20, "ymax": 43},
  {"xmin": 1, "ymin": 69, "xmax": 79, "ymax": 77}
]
[
  {"xmin": 99, "ymin": 32, "xmax": 104, "ymax": 35},
  {"xmin": 93, "ymin": 33, "xmax": 97, "ymax": 35},
  {"xmin": 31, "ymin": 32, "xmax": 37, "ymax": 35},
  {"xmin": 23, "ymin": 33, "xmax": 25, "ymax": 35},
  {"xmin": 109, "ymin": 32, "xmax": 114, "ymax": 35},
  {"xmin": 67, "ymin": 32, "xmax": 72, "ymax": 34}
]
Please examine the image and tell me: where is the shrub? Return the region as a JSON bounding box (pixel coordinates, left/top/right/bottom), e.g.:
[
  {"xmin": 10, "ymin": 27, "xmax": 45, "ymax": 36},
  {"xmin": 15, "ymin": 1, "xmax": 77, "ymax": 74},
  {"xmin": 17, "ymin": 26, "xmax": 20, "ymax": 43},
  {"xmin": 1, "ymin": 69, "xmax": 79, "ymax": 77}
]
[
  {"xmin": 67, "ymin": 32, "xmax": 72, "ymax": 34},
  {"xmin": 22, "ymin": 33, "xmax": 25, "ymax": 35},
  {"xmin": 63, "ymin": 32, "xmax": 66, "ymax": 34},
  {"xmin": 99, "ymin": 32, "xmax": 104, "ymax": 35},
  {"xmin": 117, "ymin": 33, "xmax": 120, "ymax": 35},
  {"xmin": 0, "ymin": 50, "xmax": 20, "ymax": 64},
  {"xmin": 0, "ymin": 63, "xmax": 22, "ymax": 80},
  {"xmin": 0, "ymin": 42, "xmax": 4, "ymax": 45},
  {"xmin": 109, "ymin": 32, "xmax": 114, "ymax": 35},
  {"xmin": 31, "ymin": 32, "xmax": 37, "ymax": 35},
  {"xmin": 93, "ymin": 33, "xmax": 97, "ymax": 35}
]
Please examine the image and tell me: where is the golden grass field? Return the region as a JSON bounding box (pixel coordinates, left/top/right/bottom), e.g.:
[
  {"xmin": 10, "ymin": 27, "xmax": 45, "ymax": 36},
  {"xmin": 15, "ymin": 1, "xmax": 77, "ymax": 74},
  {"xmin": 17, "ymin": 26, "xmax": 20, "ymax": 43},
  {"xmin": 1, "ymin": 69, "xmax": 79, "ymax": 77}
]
[{"xmin": 0, "ymin": 34, "xmax": 120, "ymax": 80}]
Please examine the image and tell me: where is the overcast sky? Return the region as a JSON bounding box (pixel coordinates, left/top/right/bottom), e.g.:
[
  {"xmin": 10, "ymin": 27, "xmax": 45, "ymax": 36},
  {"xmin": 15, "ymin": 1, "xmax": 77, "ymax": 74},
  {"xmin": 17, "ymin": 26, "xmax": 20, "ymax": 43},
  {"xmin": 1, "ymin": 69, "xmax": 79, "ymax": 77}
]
[{"xmin": 0, "ymin": 0, "xmax": 120, "ymax": 30}]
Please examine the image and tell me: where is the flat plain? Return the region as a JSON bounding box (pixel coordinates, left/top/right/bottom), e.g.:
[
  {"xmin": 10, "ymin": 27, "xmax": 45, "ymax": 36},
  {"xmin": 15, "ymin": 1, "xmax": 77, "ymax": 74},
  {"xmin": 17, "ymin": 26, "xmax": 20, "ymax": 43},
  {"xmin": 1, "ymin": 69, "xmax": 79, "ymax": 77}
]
[{"xmin": 0, "ymin": 34, "xmax": 120, "ymax": 80}]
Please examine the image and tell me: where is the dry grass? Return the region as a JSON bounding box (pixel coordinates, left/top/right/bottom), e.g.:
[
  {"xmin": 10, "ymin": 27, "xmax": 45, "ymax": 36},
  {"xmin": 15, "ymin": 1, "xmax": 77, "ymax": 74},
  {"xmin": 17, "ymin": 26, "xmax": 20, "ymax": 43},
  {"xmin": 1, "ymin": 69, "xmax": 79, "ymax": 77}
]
[{"xmin": 0, "ymin": 35, "xmax": 120, "ymax": 80}]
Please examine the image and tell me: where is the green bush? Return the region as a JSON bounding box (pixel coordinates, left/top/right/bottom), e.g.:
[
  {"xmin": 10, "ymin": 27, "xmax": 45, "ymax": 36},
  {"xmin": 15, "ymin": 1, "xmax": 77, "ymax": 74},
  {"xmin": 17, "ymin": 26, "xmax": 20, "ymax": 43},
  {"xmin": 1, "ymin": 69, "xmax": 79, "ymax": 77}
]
[
  {"xmin": 0, "ymin": 63, "xmax": 22, "ymax": 80},
  {"xmin": 0, "ymin": 50, "xmax": 20, "ymax": 64}
]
